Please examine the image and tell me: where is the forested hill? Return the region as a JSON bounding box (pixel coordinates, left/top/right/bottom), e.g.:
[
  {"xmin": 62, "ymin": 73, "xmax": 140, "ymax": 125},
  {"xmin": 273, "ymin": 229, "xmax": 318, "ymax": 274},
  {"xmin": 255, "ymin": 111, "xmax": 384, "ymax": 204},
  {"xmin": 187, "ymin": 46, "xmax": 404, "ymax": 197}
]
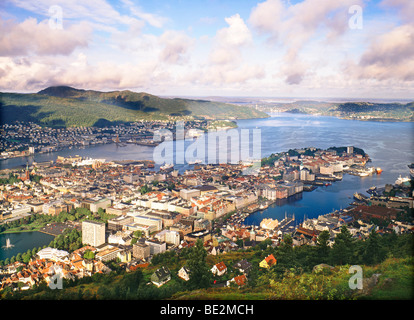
[
  {"xmin": 258, "ymin": 100, "xmax": 414, "ymax": 122},
  {"xmin": 0, "ymin": 86, "xmax": 268, "ymax": 127}
]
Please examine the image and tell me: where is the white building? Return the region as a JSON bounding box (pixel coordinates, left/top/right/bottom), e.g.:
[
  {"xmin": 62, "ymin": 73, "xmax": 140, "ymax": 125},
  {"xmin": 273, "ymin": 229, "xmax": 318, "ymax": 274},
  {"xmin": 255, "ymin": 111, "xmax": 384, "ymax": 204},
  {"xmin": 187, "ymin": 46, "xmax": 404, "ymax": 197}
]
[
  {"xmin": 82, "ymin": 220, "xmax": 106, "ymax": 247},
  {"xmin": 155, "ymin": 230, "xmax": 180, "ymax": 246},
  {"xmin": 36, "ymin": 247, "xmax": 69, "ymax": 262}
]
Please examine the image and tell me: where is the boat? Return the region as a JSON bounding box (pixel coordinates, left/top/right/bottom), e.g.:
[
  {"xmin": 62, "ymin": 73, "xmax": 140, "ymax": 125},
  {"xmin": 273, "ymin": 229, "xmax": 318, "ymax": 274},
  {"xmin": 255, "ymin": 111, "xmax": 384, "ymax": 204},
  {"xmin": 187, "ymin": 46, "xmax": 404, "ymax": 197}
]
[
  {"xmin": 353, "ymin": 192, "xmax": 368, "ymax": 201},
  {"xmin": 359, "ymin": 172, "xmax": 369, "ymax": 177},
  {"xmin": 160, "ymin": 163, "xmax": 174, "ymax": 170},
  {"xmin": 376, "ymin": 167, "xmax": 383, "ymax": 174},
  {"xmin": 395, "ymin": 175, "xmax": 410, "ymax": 185},
  {"xmin": 188, "ymin": 159, "xmax": 203, "ymax": 165}
]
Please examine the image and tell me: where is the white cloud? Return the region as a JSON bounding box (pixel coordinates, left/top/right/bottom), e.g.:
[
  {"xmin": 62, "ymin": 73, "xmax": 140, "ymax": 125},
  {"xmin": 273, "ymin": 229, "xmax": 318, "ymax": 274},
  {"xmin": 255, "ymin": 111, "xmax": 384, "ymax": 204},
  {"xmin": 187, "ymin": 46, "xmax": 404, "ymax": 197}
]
[
  {"xmin": 0, "ymin": 17, "xmax": 92, "ymax": 56},
  {"xmin": 345, "ymin": 24, "xmax": 414, "ymax": 82},
  {"xmin": 248, "ymin": 0, "xmax": 364, "ymax": 85},
  {"xmin": 158, "ymin": 30, "xmax": 194, "ymax": 64},
  {"xmin": 216, "ymin": 14, "xmax": 252, "ymax": 47}
]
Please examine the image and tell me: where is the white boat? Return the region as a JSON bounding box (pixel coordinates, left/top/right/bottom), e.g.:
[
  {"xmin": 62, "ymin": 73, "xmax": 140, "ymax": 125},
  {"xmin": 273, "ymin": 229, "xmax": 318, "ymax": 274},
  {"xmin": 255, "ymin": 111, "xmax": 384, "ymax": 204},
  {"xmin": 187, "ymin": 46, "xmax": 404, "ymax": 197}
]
[
  {"xmin": 395, "ymin": 175, "xmax": 410, "ymax": 185},
  {"xmin": 359, "ymin": 172, "xmax": 369, "ymax": 177},
  {"xmin": 160, "ymin": 163, "xmax": 174, "ymax": 170},
  {"xmin": 188, "ymin": 159, "xmax": 202, "ymax": 165}
]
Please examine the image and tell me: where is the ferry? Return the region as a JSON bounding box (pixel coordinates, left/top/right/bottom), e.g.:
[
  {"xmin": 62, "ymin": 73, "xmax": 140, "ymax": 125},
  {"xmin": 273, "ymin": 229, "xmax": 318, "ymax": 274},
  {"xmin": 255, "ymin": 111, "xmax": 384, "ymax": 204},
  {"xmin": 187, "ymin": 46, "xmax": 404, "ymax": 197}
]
[
  {"xmin": 353, "ymin": 192, "xmax": 368, "ymax": 201},
  {"xmin": 395, "ymin": 175, "xmax": 410, "ymax": 185},
  {"xmin": 160, "ymin": 163, "xmax": 174, "ymax": 170}
]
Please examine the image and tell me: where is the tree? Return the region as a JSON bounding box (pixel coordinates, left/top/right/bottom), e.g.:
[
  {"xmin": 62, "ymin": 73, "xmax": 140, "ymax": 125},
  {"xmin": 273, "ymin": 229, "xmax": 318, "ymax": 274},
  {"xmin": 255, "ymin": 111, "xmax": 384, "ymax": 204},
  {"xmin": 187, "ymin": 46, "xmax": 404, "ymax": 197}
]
[
  {"xmin": 83, "ymin": 250, "xmax": 95, "ymax": 260},
  {"xmin": 316, "ymin": 230, "xmax": 331, "ymax": 263},
  {"xmin": 330, "ymin": 226, "xmax": 355, "ymax": 265},
  {"xmin": 186, "ymin": 239, "xmax": 212, "ymax": 290},
  {"xmin": 363, "ymin": 229, "xmax": 384, "ymax": 265}
]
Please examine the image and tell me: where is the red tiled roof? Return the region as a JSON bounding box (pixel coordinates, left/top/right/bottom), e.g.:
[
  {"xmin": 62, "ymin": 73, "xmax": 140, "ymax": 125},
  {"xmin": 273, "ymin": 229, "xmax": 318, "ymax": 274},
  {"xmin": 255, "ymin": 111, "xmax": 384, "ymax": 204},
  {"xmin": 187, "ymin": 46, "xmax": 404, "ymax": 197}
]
[{"xmin": 215, "ymin": 261, "xmax": 227, "ymax": 271}]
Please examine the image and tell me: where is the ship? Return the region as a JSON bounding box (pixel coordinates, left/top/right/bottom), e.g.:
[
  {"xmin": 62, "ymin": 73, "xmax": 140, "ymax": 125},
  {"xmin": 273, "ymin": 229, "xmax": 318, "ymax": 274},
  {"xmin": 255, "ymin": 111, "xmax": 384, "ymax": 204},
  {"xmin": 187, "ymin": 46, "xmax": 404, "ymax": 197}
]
[
  {"xmin": 395, "ymin": 175, "xmax": 411, "ymax": 186},
  {"xmin": 408, "ymin": 163, "xmax": 414, "ymax": 178},
  {"xmin": 160, "ymin": 163, "xmax": 174, "ymax": 171},
  {"xmin": 353, "ymin": 192, "xmax": 368, "ymax": 201}
]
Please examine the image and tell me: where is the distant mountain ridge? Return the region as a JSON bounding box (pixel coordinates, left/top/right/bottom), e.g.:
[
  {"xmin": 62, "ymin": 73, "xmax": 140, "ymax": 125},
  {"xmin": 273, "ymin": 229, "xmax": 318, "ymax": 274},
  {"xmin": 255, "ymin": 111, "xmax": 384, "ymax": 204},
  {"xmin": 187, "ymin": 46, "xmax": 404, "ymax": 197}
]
[
  {"xmin": 258, "ymin": 100, "xmax": 414, "ymax": 122},
  {"xmin": 0, "ymin": 86, "xmax": 269, "ymax": 127}
]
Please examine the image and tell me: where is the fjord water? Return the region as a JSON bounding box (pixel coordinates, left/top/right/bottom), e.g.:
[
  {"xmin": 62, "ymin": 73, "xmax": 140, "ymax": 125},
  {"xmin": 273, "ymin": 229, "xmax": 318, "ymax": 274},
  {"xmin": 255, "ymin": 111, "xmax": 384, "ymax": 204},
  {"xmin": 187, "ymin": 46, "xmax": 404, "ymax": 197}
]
[
  {"xmin": 1, "ymin": 113, "xmax": 413, "ymax": 226},
  {"xmin": 239, "ymin": 113, "xmax": 414, "ymax": 225}
]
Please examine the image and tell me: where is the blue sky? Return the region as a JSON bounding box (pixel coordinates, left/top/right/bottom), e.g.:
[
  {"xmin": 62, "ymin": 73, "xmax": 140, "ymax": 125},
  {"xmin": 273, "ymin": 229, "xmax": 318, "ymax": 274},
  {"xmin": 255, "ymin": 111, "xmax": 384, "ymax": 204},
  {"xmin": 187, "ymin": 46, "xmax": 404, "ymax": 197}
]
[{"xmin": 0, "ymin": 0, "xmax": 413, "ymax": 99}]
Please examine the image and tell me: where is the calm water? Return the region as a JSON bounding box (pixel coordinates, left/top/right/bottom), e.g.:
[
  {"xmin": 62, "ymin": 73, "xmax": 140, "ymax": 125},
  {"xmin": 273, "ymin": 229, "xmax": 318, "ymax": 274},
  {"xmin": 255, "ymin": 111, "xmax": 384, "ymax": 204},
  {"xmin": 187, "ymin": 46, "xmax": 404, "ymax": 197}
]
[
  {"xmin": 239, "ymin": 113, "xmax": 414, "ymax": 225},
  {"xmin": 0, "ymin": 232, "xmax": 55, "ymax": 261},
  {"xmin": 1, "ymin": 113, "xmax": 413, "ymax": 227}
]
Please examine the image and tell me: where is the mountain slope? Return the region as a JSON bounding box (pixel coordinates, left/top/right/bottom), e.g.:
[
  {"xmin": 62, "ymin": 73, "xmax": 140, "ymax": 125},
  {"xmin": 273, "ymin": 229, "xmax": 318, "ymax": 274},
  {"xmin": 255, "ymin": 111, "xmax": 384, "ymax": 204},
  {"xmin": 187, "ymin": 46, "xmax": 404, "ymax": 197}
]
[{"xmin": 0, "ymin": 86, "xmax": 269, "ymax": 127}]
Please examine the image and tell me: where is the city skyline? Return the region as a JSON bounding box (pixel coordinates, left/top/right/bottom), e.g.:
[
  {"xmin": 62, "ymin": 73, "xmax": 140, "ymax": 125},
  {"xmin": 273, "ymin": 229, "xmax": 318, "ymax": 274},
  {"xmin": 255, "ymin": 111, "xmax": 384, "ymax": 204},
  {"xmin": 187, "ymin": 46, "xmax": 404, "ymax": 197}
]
[{"xmin": 1, "ymin": 0, "xmax": 413, "ymax": 100}]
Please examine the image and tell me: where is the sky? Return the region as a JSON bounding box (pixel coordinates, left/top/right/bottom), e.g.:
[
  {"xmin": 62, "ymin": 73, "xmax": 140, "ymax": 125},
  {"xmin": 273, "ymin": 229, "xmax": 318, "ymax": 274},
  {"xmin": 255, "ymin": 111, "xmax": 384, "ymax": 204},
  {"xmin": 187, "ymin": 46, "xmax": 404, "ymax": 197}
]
[{"xmin": 0, "ymin": 0, "xmax": 413, "ymax": 99}]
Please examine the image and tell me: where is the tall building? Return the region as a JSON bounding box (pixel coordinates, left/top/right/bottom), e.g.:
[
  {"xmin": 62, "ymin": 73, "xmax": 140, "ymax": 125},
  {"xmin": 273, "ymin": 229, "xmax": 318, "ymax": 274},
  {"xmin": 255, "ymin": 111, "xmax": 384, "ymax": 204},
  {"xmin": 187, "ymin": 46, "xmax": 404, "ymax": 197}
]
[
  {"xmin": 347, "ymin": 146, "xmax": 354, "ymax": 154},
  {"xmin": 82, "ymin": 220, "xmax": 106, "ymax": 247}
]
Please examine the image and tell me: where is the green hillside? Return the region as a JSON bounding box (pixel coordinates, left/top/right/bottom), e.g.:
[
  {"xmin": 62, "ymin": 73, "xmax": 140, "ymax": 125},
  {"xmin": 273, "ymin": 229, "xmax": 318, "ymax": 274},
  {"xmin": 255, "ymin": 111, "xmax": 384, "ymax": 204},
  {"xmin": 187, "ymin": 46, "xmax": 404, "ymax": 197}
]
[
  {"xmin": 258, "ymin": 100, "xmax": 414, "ymax": 122},
  {"xmin": 0, "ymin": 86, "xmax": 268, "ymax": 127}
]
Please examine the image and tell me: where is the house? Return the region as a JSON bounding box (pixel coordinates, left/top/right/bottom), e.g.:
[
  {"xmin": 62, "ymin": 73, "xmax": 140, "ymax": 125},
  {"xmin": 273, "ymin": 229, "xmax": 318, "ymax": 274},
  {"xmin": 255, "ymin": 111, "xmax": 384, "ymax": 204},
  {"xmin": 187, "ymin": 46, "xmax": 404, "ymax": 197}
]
[
  {"xmin": 226, "ymin": 274, "xmax": 247, "ymax": 288},
  {"xmin": 211, "ymin": 261, "xmax": 227, "ymax": 276},
  {"xmin": 233, "ymin": 259, "xmax": 252, "ymax": 274},
  {"xmin": 178, "ymin": 266, "xmax": 190, "ymax": 281},
  {"xmin": 259, "ymin": 254, "xmax": 277, "ymax": 269},
  {"xmin": 151, "ymin": 266, "xmax": 171, "ymax": 287}
]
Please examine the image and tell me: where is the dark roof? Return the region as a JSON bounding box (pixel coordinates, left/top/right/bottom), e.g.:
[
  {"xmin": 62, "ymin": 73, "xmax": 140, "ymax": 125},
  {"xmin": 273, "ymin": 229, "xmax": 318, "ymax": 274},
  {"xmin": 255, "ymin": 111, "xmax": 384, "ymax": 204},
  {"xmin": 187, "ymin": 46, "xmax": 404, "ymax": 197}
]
[
  {"xmin": 233, "ymin": 259, "xmax": 252, "ymax": 272},
  {"xmin": 152, "ymin": 266, "xmax": 171, "ymax": 281}
]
